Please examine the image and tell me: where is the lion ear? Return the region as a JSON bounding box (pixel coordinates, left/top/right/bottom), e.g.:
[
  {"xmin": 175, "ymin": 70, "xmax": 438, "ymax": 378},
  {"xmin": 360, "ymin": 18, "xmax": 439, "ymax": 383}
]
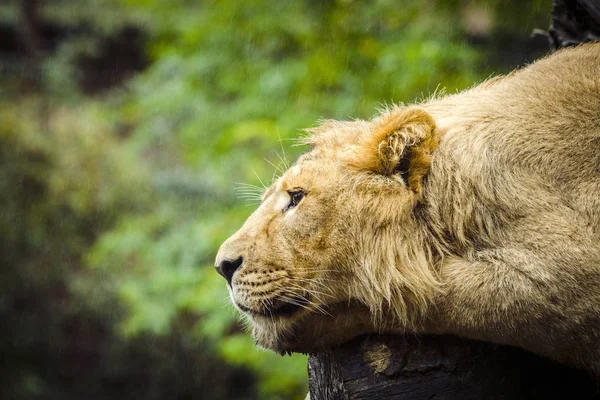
[{"xmin": 359, "ymin": 107, "xmax": 439, "ymax": 194}]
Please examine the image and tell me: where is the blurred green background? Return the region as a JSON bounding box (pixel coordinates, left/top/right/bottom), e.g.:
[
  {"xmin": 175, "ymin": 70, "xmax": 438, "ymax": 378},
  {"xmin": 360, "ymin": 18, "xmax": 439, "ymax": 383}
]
[{"xmin": 0, "ymin": 1, "xmax": 551, "ymax": 399}]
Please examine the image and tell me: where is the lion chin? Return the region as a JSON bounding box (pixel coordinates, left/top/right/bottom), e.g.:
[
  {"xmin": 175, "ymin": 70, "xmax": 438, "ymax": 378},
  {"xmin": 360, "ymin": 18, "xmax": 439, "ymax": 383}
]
[
  {"xmin": 250, "ymin": 319, "xmax": 306, "ymax": 355},
  {"xmin": 248, "ymin": 301, "xmax": 379, "ymax": 355}
]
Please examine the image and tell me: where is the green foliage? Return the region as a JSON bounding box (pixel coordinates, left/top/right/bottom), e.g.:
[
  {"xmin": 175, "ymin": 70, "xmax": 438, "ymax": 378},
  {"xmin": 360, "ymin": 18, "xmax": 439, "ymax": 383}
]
[
  {"xmin": 85, "ymin": 2, "xmax": 488, "ymax": 397},
  {"xmin": 0, "ymin": 98, "xmax": 148, "ymax": 256},
  {"xmin": 1, "ymin": 0, "xmax": 552, "ymax": 398}
]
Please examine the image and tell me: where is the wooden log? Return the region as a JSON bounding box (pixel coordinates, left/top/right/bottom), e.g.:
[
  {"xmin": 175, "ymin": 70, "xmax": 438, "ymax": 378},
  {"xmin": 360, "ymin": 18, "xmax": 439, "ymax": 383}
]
[{"xmin": 308, "ymin": 335, "xmax": 600, "ymax": 400}]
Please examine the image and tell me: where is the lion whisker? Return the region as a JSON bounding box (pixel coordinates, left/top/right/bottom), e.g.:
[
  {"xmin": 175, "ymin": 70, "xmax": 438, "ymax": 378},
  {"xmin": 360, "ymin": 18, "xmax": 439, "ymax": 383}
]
[
  {"xmin": 234, "ymin": 190, "xmax": 263, "ymax": 196},
  {"xmin": 280, "ymin": 284, "xmax": 336, "ymax": 308},
  {"xmin": 275, "ymin": 278, "xmax": 335, "ymax": 294},
  {"xmin": 278, "ymin": 293, "xmax": 333, "ymax": 317},
  {"xmin": 233, "ymin": 186, "xmax": 264, "ymax": 197},
  {"xmin": 311, "ymin": 304, "xmax": 333, "ymax": 317},
  {"xmin": 276, "ymin": 130, "xmax": 289, "ymax": 168},
  {"xmin": 297, "ymin": 268, "xmax": 342, "ymax": 274},
  {"xmin": 274, "ymin": 150, "xmax": 290, "ymax": 171},
  {"xmin": 234, "ymin": 185, "xmax": 262, "ymax": 190},
  {"xmin": 234, "ymin": 183, "xmax": 265, "ymax": 205},
  {"xmin": 220, "ymin": 296, "xmax": 234, "ymax": 308},
  {"xmin": 236, "ymin": 196, "xmax": 262, "ymax": 201},
  {"xmin": 289, "ymin": 276, "xmax": 337, "ymax": 283},
  {"xmin": 233, "ymin": 190, "xmax": 262, "ymax": 196},
  {"xmin": 276, "ymin": 295, "xmax": 315, "ymax": 314},
  {"xmin": 234, "ymin": 182, "xmax": 264, "ymax": 189},
  {"xmin": 262, "ymin": 298, "xmax": 276, "ymax": 321},
  {"xmin": 264, "ymin": 157, "xmax": 287, "ymax": 184},
  {"xmin": 284, "ymin": 281, "xmax": 336, "ymax": 299},
  {"xmin": 251, "ymin": 169, "xmax": 268, "ymax": 189}
]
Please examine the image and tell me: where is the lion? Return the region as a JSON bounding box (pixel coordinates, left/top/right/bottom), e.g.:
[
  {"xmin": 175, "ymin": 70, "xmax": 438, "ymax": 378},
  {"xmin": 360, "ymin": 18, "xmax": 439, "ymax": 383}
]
[{"xmin": 215, "ymin": 43, "xmax": 600, "ymax": 376}]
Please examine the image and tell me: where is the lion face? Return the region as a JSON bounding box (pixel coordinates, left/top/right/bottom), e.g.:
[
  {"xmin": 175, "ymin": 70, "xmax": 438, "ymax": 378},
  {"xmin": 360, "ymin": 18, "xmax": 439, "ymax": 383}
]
[
  {"xmin": 216, "ymin": 155, "xmax": 359, "ymax": 351},
  {"xmin": 215, "ymin": 107, "xmax": 442, "ymax": 353}
]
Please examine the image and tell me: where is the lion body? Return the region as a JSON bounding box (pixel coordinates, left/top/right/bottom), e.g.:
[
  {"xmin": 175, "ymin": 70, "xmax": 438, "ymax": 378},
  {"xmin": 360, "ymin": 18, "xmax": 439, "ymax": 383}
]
[
  {"xmin": 421, "ymin": 44, "xmax": 600, "ymax": 373},
  {"xmin": 216, "ymin": 43, "xmax": 600, "ymax": 376}
]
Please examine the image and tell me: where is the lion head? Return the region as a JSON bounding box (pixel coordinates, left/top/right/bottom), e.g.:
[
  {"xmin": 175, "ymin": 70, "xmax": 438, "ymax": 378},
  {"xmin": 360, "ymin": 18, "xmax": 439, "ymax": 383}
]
[{"xmin": 215, "ymin": 107, "xmax": 443, "ymax": 353}]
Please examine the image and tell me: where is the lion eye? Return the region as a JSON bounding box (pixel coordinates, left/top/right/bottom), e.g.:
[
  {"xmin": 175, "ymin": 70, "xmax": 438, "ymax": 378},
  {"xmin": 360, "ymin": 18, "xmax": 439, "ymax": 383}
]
[{"xmin": 286, "ymin": 190, "xmax": 305, "ymax": 211}]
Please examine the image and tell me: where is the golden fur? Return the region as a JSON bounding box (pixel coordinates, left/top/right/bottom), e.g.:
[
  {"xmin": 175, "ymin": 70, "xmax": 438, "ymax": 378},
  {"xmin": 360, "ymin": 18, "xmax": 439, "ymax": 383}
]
[{"xmin": 215, "ymin": 43, "xmax": 600, "ymax": 376}]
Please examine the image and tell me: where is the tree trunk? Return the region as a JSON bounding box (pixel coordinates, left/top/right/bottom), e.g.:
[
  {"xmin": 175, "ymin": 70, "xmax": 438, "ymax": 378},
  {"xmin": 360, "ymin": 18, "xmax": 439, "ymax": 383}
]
[
  {"xmin": 307, "ymin": 335, "xmax": 599, "ymax": 400},
  {"xmin": 548, "ymin": 0, "xmax": 600, "ymax": 48}
]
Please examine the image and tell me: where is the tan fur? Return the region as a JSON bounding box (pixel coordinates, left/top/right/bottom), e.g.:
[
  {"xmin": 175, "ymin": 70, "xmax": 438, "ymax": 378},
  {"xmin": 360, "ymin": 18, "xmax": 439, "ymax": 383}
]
[{"xmin": 215, "ymin": 43, "xmax": 600, "ymax": 376}]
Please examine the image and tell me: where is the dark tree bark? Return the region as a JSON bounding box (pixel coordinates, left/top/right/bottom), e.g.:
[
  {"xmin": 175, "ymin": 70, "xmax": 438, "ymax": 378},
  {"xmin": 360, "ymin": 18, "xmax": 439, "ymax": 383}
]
[
  {"xmin": 307, "ymin": 1, "xmax": 600, "ymax": 399},
  {"xmin": 308, "ymin": 335, "xmax": 599, "ymax": 400},
  {"xmin": 547, "ymin": 0, "xmax": 600, "ymax": 49}
]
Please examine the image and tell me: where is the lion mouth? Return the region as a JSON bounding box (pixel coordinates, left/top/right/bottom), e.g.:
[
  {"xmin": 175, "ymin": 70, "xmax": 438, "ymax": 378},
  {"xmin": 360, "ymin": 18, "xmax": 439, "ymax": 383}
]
[{"xmin": 237, "ymin": 294, "xmax": 311, "ymax": 318}]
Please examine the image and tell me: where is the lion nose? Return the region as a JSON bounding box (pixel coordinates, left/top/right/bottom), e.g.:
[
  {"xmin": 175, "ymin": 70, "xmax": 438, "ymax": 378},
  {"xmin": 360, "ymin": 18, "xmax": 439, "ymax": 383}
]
[{"xmin": 215, "ymin": 256, "xmax": 243, "ymax": 285}]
